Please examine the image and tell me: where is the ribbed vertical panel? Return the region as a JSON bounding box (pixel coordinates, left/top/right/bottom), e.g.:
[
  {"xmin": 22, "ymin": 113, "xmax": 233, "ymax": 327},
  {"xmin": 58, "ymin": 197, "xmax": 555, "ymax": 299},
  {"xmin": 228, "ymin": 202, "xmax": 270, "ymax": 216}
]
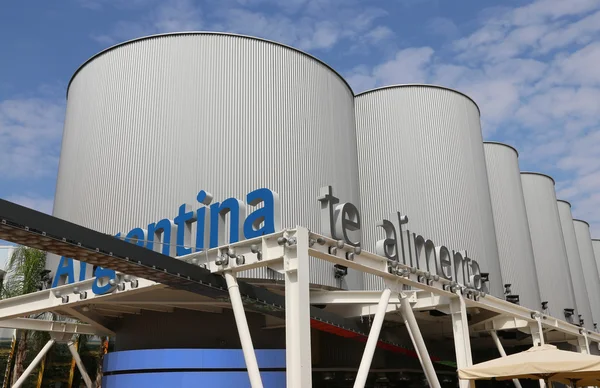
[
  {"xmin": 557, "ymin": 201, "xmax": 593, "ymax": 330},
  {"xmin": 51, "ymin": 33, "xmax": 362, "ymax": 289},
  {"xmin": 355, "ymin": 86, "xmax": 503, "ymax": 297},
  {"xmin": 483, "ymin": 143, "xmax": 541, "ymax": 310},
  {"xmin": 520, "ymin": 173, "xmax": 577, "ymax": 321},
  {"xmin": 573, "ymin": 222, "xmax": 600, "ymax": 328},
  {"xmin": 593, "ymin": 240, "xmax": 600, "ymax": 280}
]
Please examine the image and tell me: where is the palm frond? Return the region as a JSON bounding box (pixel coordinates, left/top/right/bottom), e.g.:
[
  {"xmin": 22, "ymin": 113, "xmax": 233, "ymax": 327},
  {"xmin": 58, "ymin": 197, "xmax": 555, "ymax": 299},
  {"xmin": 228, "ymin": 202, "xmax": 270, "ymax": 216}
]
[{"xmin": 5, "ymin": 246, "xmax": 46, "ymax": 295}]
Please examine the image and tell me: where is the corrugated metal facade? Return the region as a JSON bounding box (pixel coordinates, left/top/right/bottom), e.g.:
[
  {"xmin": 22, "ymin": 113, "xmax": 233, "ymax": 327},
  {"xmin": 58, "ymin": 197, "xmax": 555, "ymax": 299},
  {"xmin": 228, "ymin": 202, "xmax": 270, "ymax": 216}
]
[
  {"xmin": 355, "ymin": 86, "xmax": 503, "ymax": 297},
  {"xmin": 483, "ymin": 143, "xmax": 541, "ymax": 310},
  {"xmin": 520, "ymin": 173, "xmax": 577, "ymax": 322},
  {"xmin": 593, "ymin": 240, "xmax": 600, "ymax": 280},
  {"xmin": 52, "ymin": 33, "xmax": 362, "ymax": 289},
  {"xmin": 573, "ymin": 222, "xmax": 600, "ymax": 328},
  {"xmin": 557, "ymin": 201, "xmax": 593, "ymax": 330}
]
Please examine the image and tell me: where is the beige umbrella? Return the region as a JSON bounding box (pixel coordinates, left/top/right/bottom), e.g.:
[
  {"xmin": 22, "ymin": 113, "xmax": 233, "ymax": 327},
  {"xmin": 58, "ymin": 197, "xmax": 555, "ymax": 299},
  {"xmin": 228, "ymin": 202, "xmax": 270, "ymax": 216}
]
[{"xmin": 458, "ymin": 344, "xmax": 600, "ymax": 386}]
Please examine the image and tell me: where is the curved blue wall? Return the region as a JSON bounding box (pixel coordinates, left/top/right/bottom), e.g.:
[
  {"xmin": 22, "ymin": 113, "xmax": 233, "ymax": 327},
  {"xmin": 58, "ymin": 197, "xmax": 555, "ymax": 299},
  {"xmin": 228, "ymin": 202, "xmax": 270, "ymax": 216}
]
[{"xmin": 103, "ymin": 349, "xmax": 286, "ymax": 387}]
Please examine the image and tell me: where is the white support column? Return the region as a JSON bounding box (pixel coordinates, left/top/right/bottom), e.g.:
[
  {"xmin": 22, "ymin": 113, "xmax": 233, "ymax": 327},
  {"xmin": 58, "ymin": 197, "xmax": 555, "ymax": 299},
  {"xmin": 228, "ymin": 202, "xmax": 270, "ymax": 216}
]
[
  {"xmin": 537, "ymin": 317, "xmax": 545, "ymax": 345},
  {"xmin": 354, "ymin": 288, "xmax": 392, "ymax": 388},
  {"xmin": 449, "ymin": 295, "xmax": 475, "ymax": 388},
  {"xmin": 224, "ymin": 271, "xmax": 264, "ymax": 388},
  {"xmin": 399, "ymin": 293, "xmax": 442, "ymax": 388},
  {"xmin": 490, "ymin": 331, "xmax": 522, "ymax": 388},
  {"xmin": 284, "ymin": 228, "xmax": 312, "ymax": 388},
  {"xmin": 576, "ymin": 333, "xmax": 590, "ymax": 354},
  {"xmin": 13, "ymin": 339, "xmax": 55, "ymax": 388},
  {"xmin": 529, "ymin": 320, "xmax": 545, "ymax": 346},
  {"xmin": 67, "ymin": 341, "xmax": 93, "ymax": 388},
  {"xmin": 529, "ymin": 319, "xmax": 546, "ymax": 388}
]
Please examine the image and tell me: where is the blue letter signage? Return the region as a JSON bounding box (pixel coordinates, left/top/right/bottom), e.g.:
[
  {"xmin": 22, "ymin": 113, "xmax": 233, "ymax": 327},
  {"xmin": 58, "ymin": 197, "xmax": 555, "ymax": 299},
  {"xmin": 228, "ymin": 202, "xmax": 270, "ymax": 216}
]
[{"xmin": 53, "ymin": 188, "xmax": 281, "ymax": 295}]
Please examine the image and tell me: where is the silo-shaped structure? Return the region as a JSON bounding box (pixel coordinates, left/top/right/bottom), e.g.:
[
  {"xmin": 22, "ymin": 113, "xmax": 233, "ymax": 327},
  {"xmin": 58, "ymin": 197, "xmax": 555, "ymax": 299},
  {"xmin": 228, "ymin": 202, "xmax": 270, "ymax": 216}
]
[
  {"xmin": 557, "ymin": 201, "xmax": 593, "ymax": 329},
  {"xmin": 520, "ymin": 173, "xmax": 577, "ymax": 322},
  {"xmin": 573, "ymin": 221, "xmax": 600, "ymax": 328},
  {"xmin": 51, "ymin": 32, "xmax": 362, "ymax": 289},
  {"xmin": 355, "ymin": 85, "xmax": 503, "ymax": 297},
  {"xmin": 593, "ymin": 240, "xmax": 600, "ymax": 280},
  {"xmin": 483, "ymin": 142, "xmax": 541, "ymax": 310}
]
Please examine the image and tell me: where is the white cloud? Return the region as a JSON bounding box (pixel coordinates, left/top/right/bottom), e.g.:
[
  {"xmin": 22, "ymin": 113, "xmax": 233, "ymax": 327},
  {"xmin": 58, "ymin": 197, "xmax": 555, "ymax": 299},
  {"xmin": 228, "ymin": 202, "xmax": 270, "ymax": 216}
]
[
  {"xmin": 547, "ymin": 42, "xmax": 600, "ymax": 86},
  {"xmin": 91, "ymin": 0, "xmax": 203, "ymax": 45},
  {"xmin": 345, "ymin": 47, "xmax": 434, "ymax": 92},
  {"xmin": 5, "ymin": 194, "xmax": 54, "ymax": 215},
  {"xmin": 87, "ymin": 0, "xmax": 392, "ymax": 52},
  {"xmin": 427, "ymin": 17, "xmax": 459, "ymax": 39},
  {"xmin": 345, "ymin": 0, "xmax": 600, "ymax": 234},
  {"xmin": 538, "ymin": 10, "xmax": 600, "ymax": 53},
  {"xmin": 76, "ymin": 0, "xmax": 159, "ymax": 10},
  {"xmin": 364, "ymin": 26, "xmax": 394, "ymax": 43},
  {"xmin": 0, "ymin": 98, "xmax": 65, "ymax": 178},
  {"xmin": 510, "ymin": 0, "xmax": 599, "ymax": 26},
  {"xmin": 151, "ymin": 0, "xmax": 203, "ymax": 32}
]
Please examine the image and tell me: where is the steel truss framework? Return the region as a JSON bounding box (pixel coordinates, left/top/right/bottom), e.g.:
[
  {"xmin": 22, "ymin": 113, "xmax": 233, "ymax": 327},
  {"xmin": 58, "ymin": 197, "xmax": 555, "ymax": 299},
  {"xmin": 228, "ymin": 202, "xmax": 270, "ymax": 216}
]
[{"xmin": 0, "ymin": 199, "xmax": 598, "ymax": 388}]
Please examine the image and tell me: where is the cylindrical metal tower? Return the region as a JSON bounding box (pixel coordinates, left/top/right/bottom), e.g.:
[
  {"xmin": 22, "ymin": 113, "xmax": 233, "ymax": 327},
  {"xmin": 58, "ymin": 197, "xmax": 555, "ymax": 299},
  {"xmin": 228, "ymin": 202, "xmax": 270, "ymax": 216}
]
[
  {"xmin": 593, "ymin": 240, "xmax": 600, "ymax": 281},
  {"xmin": 52, "ymin": 32, "xmax": 361, "ymax": 289},
  {"xmin": 557, "ymin": 201, "xmax": 593, "ymax": 330},
  {"xmin": 355, "ymin": 85, "xmax": 503, "ymax": 297},
  {"xmin": 483, "ymin": 142, "xmax": 541, "ymax": 310},
  {"xmin": 573, "ymin": 221, "xmax": 600, "ymax": 329},
  {"xmin": 520, "ymin": 172, "xmax": 577, "ymax": 322}
]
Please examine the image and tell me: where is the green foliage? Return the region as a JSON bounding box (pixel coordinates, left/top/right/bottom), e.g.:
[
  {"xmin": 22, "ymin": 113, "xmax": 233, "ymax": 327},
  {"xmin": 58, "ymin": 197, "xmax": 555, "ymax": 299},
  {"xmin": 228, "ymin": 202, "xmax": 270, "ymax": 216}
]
[
  {"xmin": 0, "ymin": 246, "xmax": 47, "ymax": 386},
  {"xmin": 0, "ymin": 247, "xmax": 105, "ymax": 386},
  {"xmin": 1, "ymin": 246, "xmax": 46, "ymax": 298}
]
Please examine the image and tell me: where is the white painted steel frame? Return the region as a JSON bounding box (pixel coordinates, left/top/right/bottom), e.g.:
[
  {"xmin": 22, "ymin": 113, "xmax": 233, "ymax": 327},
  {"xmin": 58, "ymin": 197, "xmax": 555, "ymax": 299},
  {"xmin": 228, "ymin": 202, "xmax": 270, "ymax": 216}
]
[
  {"xmin": 0, "ymin": 317, "xmax": 98, "ymax": 335},
  {"xmin": 354, "ymin": 288, "xmax": 391, "ymax": 388},
  {"xmin": 284, "ymin": 228, "xmax": 313, "ymax": 388},
  {"xmin": 13, "ymin": 339, "xmax": 55, "ymax": 388},
  {"xmin": 225, "ymin": 271, "xmax": 264, "ymax": 388},
  {"xmin": 179, "ymin": 227, "xmax": 593, "ymax": 339},
  {"xmin": 397, "ymin": 291, "xmax": 441, "ymax": 388},
  {"xmin": 1, "ymin": 227, "xmax": 599, "ymax": 387},
  {"xmin": 489, "ymin": 331, "xmax": 522, "ymax": 388},
  {"xmin": 178, "ymin": 228, "xmax": 599, "ymax": 385},
  {"xmin": 67, "ymin": 340, "xmax": 93, "ymax": 388}
]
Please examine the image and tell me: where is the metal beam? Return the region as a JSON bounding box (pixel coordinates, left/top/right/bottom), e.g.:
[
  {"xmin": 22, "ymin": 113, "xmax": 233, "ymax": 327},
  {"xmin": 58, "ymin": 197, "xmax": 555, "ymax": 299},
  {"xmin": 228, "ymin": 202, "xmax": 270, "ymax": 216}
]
[
  {"xmin": 310, "ymin": 290, "xmax": 448, "ymax": 311},
  {"xmin": 545, "ymin": 330, "xmax": 577, "ymax": 343},
  {"xmin": 529, "ymin": 321, "xmax": 544, "ymax": 346},
  {"xmin": 311, "ymin": 290, "xmax": 407, "ymax": 305},
  {"xmin": 490, "ymin": 331, "xmax": 522, "ymax": 388},
  {"xmin": 0, "ymin": 276, "xmax": 161, "ymax": 321},
  {"xmin": 450, "ymin": 295, "xmax": 474, "ymax": 388},
  {"xmin": 67, "ymin": 341, "xmax": 93, "ymax": 388},
  {"xmin": 90, "ymin": 304, "xmax": 142, "ymax": 314},
  {"xmin": 398, "ymin": 292, "xmax": 441, "ymax": 388},
  {"xmin": 110, "ymin": 304, "xmax": 175, "ymax": 313},
  {"xmin": 471, "ymin": 316, "xmax": 530, "ymax": 333},
  {"xmin": 13, "ymin": 340, "xmax": 55, "ymax": 388},
  {"xmin": 354, "ymin": 288, "xmax": 391, "ymax": 388},
  {"xmin": 411, "ymin": 292, "xmax": 450, "ymax": 312},
  {"xmin": 0, "ymin": 318, "xmax": 100, "ymax": 335},
  {"xmin": 284, "ymin": 228, "xmax": 312, "ymax": 388},
  {"xmin": 59, "ymin": 307, "xmax": 115, "ymax": 335},
  {"xmin": 326, "ymin": 303, "xmax": 401, "ymax": 318},
  {"xmin": 224, "ymin": 271, "xmax": 263, "ymax": 388},
  {"xmin": 529, "ymin": 320, "xmax": 546, "ymax": 388}
]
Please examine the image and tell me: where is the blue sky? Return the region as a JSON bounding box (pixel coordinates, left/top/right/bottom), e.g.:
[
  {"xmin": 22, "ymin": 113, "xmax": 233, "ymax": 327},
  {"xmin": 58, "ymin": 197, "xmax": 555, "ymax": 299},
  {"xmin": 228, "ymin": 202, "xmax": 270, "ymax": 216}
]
[{"xmin": 1, "ymin": 0, "xmax": 600, "ymax": 234}]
